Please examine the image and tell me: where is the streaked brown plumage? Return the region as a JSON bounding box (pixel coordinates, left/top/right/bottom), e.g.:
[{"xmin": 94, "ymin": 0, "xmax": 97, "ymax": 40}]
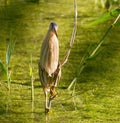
[{"xmin": 39, "ymin": 22, "xmax": 61, "ymax": 113}]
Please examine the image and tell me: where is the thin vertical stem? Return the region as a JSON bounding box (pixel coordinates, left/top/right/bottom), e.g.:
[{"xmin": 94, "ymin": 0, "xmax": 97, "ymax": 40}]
[
  {"xmin": 30, "ymin": 54, "xmax": 34, "ymax": 102},
  {"xmin": 61, "ymin": 0, "xmax": 77, "ymax": 66}
]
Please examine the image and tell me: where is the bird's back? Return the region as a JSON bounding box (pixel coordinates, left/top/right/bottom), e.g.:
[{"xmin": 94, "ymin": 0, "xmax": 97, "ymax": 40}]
[{"xmin": 40, "ymin": 31, "xmax": 59, "ymax": 77}]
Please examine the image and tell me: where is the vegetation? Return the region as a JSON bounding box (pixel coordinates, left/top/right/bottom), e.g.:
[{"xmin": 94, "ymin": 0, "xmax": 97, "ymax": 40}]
[
  {"xmin": 0, "ymin": 0, "xmax": 120, "ymax": 123},
  {"xmin": 68, "ymin": 12, "xmax": 120, "ymax": 90},
  {"xmin": 86, "ymin": 7, "xmax": 120, "ymax": 27},
  {"xmin": 0, "ymin": 34, "xmax": 15, "ymax": 91}
]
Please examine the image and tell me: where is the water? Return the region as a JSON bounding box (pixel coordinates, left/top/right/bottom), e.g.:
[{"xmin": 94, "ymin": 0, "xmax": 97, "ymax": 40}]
[{"xmin": 0, "ymin": 0, "xmax": 120, "ymax": 122}]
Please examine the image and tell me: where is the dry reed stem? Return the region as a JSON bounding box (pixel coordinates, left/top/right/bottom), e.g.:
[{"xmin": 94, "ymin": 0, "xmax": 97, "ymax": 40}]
[{"xmin": 61, "ymin": 0, "xmax": 77, "ymax": 66}]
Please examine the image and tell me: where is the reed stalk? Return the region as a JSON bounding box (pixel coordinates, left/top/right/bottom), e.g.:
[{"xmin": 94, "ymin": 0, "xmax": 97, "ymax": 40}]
[
  {"xmin": 6, "ymin": 35, "xmax": 15, "ymax": 91},
  {"xmin": 0, "ymin": 33, "xmax": 15, "ymax": 90},
  {"xmin": 61, "ymin": 0, "xmax": 77, "ymax": 66},
  {"xmin": 60, "ymin": 0, "xmax": 77, "ymax": 90},
  {"xmin": 29, "ymin": 54, "xmax": 34, "ymax": 102}
]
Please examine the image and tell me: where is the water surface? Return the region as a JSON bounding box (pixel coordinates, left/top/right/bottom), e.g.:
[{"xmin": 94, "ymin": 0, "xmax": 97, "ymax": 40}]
[{"xmin": 0, "ymin": 0, "xmax": 120, "ymax": 122}]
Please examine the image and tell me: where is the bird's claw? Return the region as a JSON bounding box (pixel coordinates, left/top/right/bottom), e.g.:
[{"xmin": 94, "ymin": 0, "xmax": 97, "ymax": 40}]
[
  {"xmin": 50, "ymin": 92, "xmax": 58, "ymax": 100},
  {"xmin": 45, "ymin": 108, "xmax": 50, "ymax": 114}
]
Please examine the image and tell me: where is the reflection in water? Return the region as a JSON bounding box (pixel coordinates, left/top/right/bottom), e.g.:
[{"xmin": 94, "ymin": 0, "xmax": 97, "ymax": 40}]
[
  {"xmin": 31, "ymin": 100, "xmax": 34, "ymax": 123},
  {"xmin": 26, "ymin": 0, "xmax": 48, "ymax": 3},
  {"xmin": 5, "ymin": 91, "xmax": 10, "ymax": 118},
  {"xmin": 45, "ymin": 114, "xmax": 50, "ymax": 123}
]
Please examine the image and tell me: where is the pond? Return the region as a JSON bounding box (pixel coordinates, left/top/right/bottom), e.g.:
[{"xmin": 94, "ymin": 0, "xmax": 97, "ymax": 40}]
[{"xmin": 0, "ymin": 0, "xmax": 120, "ymax": 123}]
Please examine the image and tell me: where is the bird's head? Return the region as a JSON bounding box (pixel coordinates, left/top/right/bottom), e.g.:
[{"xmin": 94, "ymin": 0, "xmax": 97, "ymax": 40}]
[{"xmin": 49, "ymin": 22, "xmax": 58, "ymax": 37}]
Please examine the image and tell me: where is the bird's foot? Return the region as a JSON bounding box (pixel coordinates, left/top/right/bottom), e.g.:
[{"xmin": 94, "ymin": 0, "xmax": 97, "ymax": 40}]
[
  {"xmin": 50, "ymin": 86, "xmax": 58, "ymax": 100},
  {"xmin": 50, "ymin": 91, "xmax": 58, "ymax": 100},
  {"xmin": 45, "ymin": 108, "xmax": 50, "ymax": 114}
]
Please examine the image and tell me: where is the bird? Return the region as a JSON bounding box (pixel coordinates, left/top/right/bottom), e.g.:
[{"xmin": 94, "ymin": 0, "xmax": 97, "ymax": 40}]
[{"xmin": 39, "ymin": 22, "xmax": 61, "ymax": 113}]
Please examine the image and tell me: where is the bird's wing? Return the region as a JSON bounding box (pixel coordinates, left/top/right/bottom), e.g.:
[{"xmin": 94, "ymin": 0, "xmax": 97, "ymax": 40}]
[
  {"xmin": 40, "ymin": 32, "xmax": 59, "ymax": 76},
  {"xmin": 53, "ymin": 63, "xmax": 61, "ymax": 87}
]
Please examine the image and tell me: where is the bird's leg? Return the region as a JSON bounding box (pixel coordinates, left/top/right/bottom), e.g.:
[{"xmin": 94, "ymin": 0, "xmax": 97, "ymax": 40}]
[
  {"xmin": 44, "ymin": 89, "xmax": 50, "ymax": 113},
  {"xmin": 46, "ymin": 86, "xmax": 57, "ymax": 111},
  {"xmin": 47, "ymin": 86, "xmax": 58, "ymax": 110},
  {"xmin": 50, "ymin": 86, "xmax": 58, "ymax": 100},
  {"xmin": 48, "ymin": 97, "xmax": 52, "ymax": 110},
  {"xmin": 47, "ymin": 86, "xmax": 57, "ymax": 111}
]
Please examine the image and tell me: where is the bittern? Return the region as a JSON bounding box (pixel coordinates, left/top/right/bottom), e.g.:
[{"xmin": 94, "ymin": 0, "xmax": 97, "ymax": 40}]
[{"xmin": 39, "ymin": 22, "xmax": 61, "ymax": 113}]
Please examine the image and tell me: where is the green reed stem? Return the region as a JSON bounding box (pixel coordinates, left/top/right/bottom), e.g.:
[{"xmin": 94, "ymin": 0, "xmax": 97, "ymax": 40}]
[
  {"xmin": 6, "ymin": 33, "xmax": 15, "ymax": 91},
  {"xmin": 68, "ymin": 13, "xmax": 120, "ymax": 90},
  {"xmin": 30, "ymin": 54, "xmax": 34, "ymax": 102}
]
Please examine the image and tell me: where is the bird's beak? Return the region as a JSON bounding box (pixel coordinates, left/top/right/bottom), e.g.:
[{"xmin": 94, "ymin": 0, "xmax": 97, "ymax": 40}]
[
  {"xmin": 49, "ymin": 22, "xmax": 58, "ymax": 37},
  {"xmin": 54, "ymin": 28, "xmax": 58, "ymax": 37}
]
